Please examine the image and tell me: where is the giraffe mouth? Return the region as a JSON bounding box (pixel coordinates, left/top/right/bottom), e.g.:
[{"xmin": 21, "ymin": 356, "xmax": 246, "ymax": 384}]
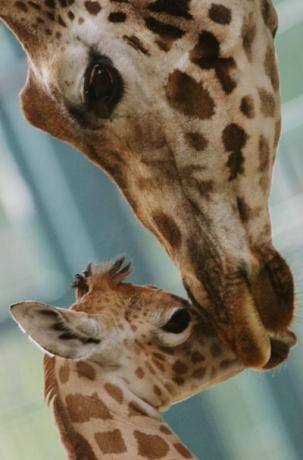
[
  {"xmin": 184, "ymin": 245, "xmax": 296, "ymax": 369},
  {"xmin": 264, "ymin": 330, "xmax": 297, "ymax": 369}
]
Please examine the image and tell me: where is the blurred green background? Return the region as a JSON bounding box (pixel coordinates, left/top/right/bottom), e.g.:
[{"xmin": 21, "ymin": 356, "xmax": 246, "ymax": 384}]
[{"xmin": 0, "ymin": 1, "xmax": 303, "ymax": 459}]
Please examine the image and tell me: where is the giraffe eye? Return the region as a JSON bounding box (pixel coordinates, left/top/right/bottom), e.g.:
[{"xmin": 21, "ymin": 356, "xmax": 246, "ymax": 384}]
[
  {"xmin": 162, "ymin": 309, "xmax": 191, "ymax": 334},
  {"xmin": 84, "ymin": 57, "xmax": 124, "ymax": 118}
]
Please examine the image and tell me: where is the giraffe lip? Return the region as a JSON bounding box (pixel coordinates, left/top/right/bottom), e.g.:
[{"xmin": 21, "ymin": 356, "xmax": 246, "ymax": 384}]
[{"xmin": 263, "ymin": 329, "xmax": 297, "ymax": 370}]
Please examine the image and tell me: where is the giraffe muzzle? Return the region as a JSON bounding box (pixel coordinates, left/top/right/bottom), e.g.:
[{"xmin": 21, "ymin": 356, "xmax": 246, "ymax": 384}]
[{"xmin": 219, "ymin": 247, "xmax": 296, "ymax": 369}]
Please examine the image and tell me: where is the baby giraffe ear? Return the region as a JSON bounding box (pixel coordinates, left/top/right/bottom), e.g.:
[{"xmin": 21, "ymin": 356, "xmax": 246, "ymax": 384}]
[{"xmin": 10, "ymin": 302, "xmax": 101, "ymax": 359}]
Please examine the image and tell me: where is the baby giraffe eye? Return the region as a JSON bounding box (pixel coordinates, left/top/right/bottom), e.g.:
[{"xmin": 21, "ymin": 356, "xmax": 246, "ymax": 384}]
[
  {"xmin": 162, "ymin": 309, "xmax": 191, "ymax": 334},
  {"xmin": 84, "ymin": 56, "xmax": 124, "ymax": 118}
]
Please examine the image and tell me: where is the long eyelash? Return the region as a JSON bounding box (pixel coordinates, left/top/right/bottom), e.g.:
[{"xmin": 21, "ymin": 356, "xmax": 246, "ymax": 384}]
[{"xmin": 71, "ymin": 273, "xmax": 87, "ymax": 290}]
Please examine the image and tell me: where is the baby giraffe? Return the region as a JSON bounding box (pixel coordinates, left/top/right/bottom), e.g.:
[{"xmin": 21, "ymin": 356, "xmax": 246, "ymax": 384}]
[{"xmin": 10, "ymin": 259, "xmax": 294, "ymax": 460}]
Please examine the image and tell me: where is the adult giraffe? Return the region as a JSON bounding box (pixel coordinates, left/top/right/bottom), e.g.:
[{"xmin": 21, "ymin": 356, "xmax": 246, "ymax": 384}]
[{"xmin": 0, "ymin": 0, "xmax": 296, "ymax": 367}]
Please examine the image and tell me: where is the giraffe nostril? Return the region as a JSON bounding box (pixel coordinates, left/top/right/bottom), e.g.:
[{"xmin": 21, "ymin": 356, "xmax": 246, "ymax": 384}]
[{"xmin": 250, "ymin": 247, "xmax": 295, "ymax": 333}]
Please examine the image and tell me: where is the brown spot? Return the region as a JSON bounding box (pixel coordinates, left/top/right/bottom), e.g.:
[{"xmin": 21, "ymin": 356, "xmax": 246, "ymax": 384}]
[
  {"xmin": 145, "ymin": 16, "xmax": 184, "ymax": 51},
  {"xmin": 242, "ymin": 19, "xmax": 256, "ymax": 59},
  {"xmin": 259, "ymin": 89, "xmax": 275, "ymax": 117},
  {"xmin": 57, "ymin": 15, "xmax": 67, "ymax": 27},
  {"xmin": 148, "ymin": 0, "xmax": 192, "ymax": 20},
  {"xmin": 134, "ymin": 431, "xmax": 169, "ymax": 459},
  {"xmin": 191, "ymin": 351, "xmax": 205, "ymax": 364},
  {"xmin": 153, "ymin": 352, "xmax": 165, "ymax": 361},
  {"xmin": 152, "ymin": 211, "xmax": 182, "ymax": 249},
  {"xmin": 172, "ymin": 360, "xmax": 188, "ymax": 374},
  {"xmin": 76, "ymin": 361, "xmax": 96, "ymax": 381},
  {"xmin": 173, "ymin": 376, "xmax": 185, "ymax": 385},
  {"xmin": 215, "ymin": 58, "xmax": 237, "ymax": 94},
  {"xmin": 95, "ymin": 429, "xmax": 127, "ymax": 454},
  {"xmin": 190, "ymin": 31, "xmax": 219, "ymax": 69},
  {"xmin": 222, "ymin": 123, "xmax": 248, "ymax": 151},
  {"xmin": 261, "ymin": 0, "xmax": 278, "ymax": 36},
  {"xmin": 190, "ymin": 31, "xmax": 237, "ymax": 93},
  {"xmin": 128, "ymin": 401, "xmax": 146, "ymax": 417},
  {"xmin": 135, "ymin": 367, "xmax": 145, "ymax": 379},
  {"xmin": 59, "ymin": 361, "xmax": 70, "ymax": 384},
  {"xmin": 166, "ymin": 70, "xmax": 215, "ymax": 119},
  {"xmin": 237, "ymin": 196, "xmax": 251, "ymax": 223},
  {"xmin": 164, "ymin": 382, "xmax": 176, "ymax": 394},
  {"xmin": 160, "ymin": 424, "xmax": 172, "ymax": 435},
  {"xmin": 154, "ymin": 385, "xmax": 162, "ymax": 396},
  {"xmin": 226, "ymin": 152, "xmax": 244, "ymax": 180},
  {"xmin": 28, "ymin": 1, "xmax": 41, "ymax": 10},
  {"xmin": 210, "ymin": 343, "xmax": 222, "ymax": 357},
  {"xmin": 195, "ymin": 180, "xmax": 214, "ymax": 198},
  {"xmin": 65, "ymin": 393, "xmax": 112, "ymax": 423},
  {"xmin": 68, "ymin": 11, "xmax": 75, "ymax": 20},
  {"xmin": 146, "ymin": 361, "xmax": 156, "ymax": 375},
  {"xmin": 174, "ymin": 442, "xmax": 193, "ymax": 458},
  {"xmin": 185, "ymin": 132, "xmax": 208, "ymax": 151},
  {"xmin": 240, "ymin": 96, "xmax": 255, "ymax": 118},
  {"xmin": 108, "ymin": 11, "xmax": 126, "ymax": 22},
  {"xmin": 220, "ymin": 359, "xmax": 236, "ymax": 370},
  {"xmin": 264, "ymin": 45, "xmax": 279, "ymax": 91},
  {"xmin": 191, "ymin": 367, "xmax": 206, "ymax": 379},
  {"xmin": 73, "ymin": 432, "xmax": 98, "ymax": 460},
  {"xmin": 84, "ymin": 1, "xmax": 101, "ymax": 15},
  {"xmin": 209, "ymin": 4, "xmax": 232, "ymax": 25},
  {"xmin": 14, "ymin": 1, "xmax": 28, "ymax": 12},
  {"xmin": 222, "ymin": 124, "xmax": 248, "ymax": 181},
  {"xmin": 123, "ymin": 35, "xmax": 150, "ymax": 55},
  {"xmin": 104, "ymin": 383, "xmax": 123, "ymax": 404},
  {"xmin": 259, "ymin": 135, "xmax": 271, "ymax": 171},
  {"xmin": 46, "ymin": 11, "xmax": 55, "ymax": 21},
  {"xmin": 152, "ymin": 358, "xmax": 166, "ymax": 372}
]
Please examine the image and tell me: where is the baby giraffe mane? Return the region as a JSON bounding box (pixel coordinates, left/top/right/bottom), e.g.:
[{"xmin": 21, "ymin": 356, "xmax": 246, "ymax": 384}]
[{"xmin": 44, "ymin": 355, "xmax": 98, "ymax": 460}]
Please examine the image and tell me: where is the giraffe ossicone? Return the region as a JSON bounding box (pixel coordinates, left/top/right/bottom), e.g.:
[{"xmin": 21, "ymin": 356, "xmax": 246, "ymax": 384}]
[
  {"xmin": 10, "ymin": 259, "xmax": 296, "ymax": 459},
  {"xmin": 0, "ymin": 0, "xmax": 296, "ymax": 368}
]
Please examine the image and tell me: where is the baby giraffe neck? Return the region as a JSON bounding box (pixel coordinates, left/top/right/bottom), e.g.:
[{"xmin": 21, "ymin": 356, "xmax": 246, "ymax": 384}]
[{"xmin": 45, "ymin": 356, "xmax": 196, "ymax": 460}]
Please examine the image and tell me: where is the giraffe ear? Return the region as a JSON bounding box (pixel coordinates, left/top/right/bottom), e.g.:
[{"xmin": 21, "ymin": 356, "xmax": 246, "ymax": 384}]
[{"xmin": 10, "ymin": 302, "xmax": 101, "ymax": 359}]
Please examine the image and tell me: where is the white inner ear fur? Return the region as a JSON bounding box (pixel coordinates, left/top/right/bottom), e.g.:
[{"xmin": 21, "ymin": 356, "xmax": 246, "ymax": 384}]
[{"xmin": 10, "ymin": 301, "xmax": 101, "ymax": 360}]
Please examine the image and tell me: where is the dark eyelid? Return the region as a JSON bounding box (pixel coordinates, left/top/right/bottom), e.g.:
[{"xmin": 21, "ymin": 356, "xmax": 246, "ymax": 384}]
[
  {"xmin": 83, "ymin": 52, "xmax": 124, "ymax": 119},
  {"xmin": 162, "ymin": 308, "xmax": 191, "ymax": 334}
]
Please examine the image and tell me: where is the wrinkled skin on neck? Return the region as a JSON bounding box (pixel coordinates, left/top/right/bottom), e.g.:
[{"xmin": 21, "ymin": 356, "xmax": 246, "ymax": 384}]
[{"xmin": 0, "ymin": 0, "xmax": 296, "ymax": 367}]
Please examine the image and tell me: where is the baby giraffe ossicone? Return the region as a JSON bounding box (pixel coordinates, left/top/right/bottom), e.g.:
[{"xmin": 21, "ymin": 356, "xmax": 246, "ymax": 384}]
[{"xmin": 10, "ymin": 259, "xmax": 295, "ymax": 459}]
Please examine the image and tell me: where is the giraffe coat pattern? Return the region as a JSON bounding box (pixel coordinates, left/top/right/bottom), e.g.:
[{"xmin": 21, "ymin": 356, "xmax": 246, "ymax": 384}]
[
  {"xmin": 0, "ymin": 0, "xmax": 296, "ymax": 368},
  {"xmin": 10, "ymin": 259, "xmax": 296, "ymax": 459}
]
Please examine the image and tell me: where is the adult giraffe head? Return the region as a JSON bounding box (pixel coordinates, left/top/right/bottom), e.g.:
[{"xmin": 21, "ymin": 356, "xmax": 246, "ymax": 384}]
[{"xmin": 0, "ymin": 0, "xmax": 296, "ymax": 367}]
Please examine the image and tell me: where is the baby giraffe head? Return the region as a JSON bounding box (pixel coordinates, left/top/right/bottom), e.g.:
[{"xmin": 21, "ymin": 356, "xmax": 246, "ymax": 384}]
[
  {"xmin": 11, "ymin": 258, "xmax": 243, "ymax": 410},
  {"xmin": 11, "ymin": 259, "xmax": 295, "ymax": 409},
  {"xmin": 10, "ymin": 259, "xmax": 296, "ymax": 459}
]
